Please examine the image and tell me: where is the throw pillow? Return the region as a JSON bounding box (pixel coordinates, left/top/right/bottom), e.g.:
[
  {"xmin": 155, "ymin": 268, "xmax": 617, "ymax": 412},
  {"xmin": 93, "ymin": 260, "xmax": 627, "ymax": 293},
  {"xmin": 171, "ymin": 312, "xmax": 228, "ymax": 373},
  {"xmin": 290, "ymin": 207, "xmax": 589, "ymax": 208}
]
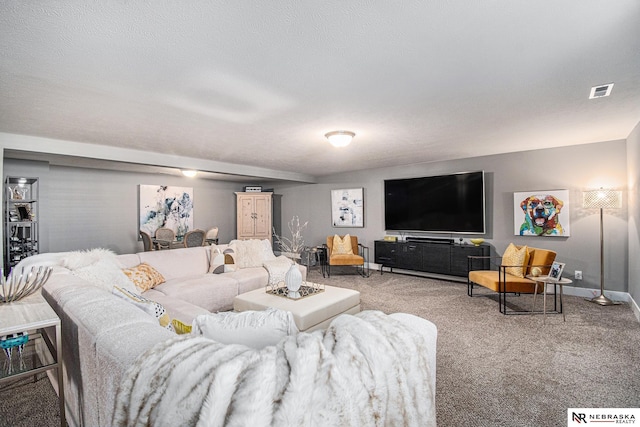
[
  {"xmin": 112, "ymin": 286, "xmax": 174, "ymax": 331},
  {"xmin": 71, "ymin": 258, "xmax": 138, "ymax": 294},
  {"xmin": 230, "ymin": 239, "xmax": 266, "ymax": 269},
  {"xmin": 122, "ymin": 263, "xmax": 166, "ymax": 292},
  {"xmin": 261, "ymin": 239, "xmax": 277, "ymax": 261},
  {"xmin": 60, "ymin": 248, "xmax": 118, "ymax": 270},
  {"xmin": 208, "ymin": 246, "xmax": 237, "ymax": 274},
  {"xmin": 332, "ymin": 234, "xmax": 353, "ymax": 255},
  {"xmin": 171, "ymin": 318, "xmax": 192, "ymax": 335},
  {"xmin": 501, "ymin": 243, "xmax": 530, "ymax": 278},
  {"xmin": 263, "ymin": 256, "xmax": 294, "ymax": 286},
  {"xmin": 191, "ymin": 307, "xmax": 298, "ymax": 349}
]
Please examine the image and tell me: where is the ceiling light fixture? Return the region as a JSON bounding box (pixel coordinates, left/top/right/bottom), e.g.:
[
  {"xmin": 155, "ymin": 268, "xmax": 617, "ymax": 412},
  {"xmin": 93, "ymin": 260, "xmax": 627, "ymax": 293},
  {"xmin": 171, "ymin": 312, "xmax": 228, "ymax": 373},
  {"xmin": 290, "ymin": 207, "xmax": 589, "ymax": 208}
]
[
  {"xmin": 181, "ymin": 170, "xmax": 197, "ymax": 178},
  {"xmin": 325, "ymin": 130, "xmax": 355, "ymax": 148}
]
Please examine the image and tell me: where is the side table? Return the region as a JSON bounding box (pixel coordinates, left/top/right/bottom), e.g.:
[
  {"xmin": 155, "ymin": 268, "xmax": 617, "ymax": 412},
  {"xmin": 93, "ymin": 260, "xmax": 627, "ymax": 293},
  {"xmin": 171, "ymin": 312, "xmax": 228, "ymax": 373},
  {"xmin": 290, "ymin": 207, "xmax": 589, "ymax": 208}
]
[
  {"xmin": 300, "ymin": 246, "xmax": 328, "ymax": 278},
  {"xmin": 528, "ymin": 275, "xmax": 572, "ymax": 324},
  {"xmin": 0, "ymin": 292, "xmax": 65, "ymax": 427}
]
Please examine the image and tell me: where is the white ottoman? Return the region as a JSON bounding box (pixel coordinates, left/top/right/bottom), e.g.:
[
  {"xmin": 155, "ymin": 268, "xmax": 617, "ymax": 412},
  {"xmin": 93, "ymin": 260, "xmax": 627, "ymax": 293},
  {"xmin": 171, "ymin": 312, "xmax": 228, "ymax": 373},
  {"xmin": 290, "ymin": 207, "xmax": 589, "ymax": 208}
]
[{"xmin": 233, "ymin": 284, "xmax": 361, "ymax": 331}]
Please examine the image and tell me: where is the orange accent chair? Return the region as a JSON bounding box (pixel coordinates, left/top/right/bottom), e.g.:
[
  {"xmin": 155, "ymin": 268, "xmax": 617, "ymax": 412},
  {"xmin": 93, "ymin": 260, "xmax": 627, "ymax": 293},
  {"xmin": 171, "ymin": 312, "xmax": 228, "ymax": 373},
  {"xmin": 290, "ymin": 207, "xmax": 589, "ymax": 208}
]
[
  {"xmin": 324, "ymin": 235, "xmax": 370, "ymax": 277},
  {"xmin": 468, "ymin": 245, "xmax": 556, "ymax": 314}
]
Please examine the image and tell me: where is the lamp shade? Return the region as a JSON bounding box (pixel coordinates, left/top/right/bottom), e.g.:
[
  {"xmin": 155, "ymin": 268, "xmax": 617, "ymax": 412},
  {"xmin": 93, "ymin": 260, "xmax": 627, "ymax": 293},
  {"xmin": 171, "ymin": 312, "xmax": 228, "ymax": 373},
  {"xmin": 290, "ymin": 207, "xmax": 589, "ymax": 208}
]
[
  {"xmin": 325, "ymin": 131, "xmax": 355, "ymax": 147},
  {"xmin": 583, "ymin": 189, "xmax": 622, "ymax": 209}
]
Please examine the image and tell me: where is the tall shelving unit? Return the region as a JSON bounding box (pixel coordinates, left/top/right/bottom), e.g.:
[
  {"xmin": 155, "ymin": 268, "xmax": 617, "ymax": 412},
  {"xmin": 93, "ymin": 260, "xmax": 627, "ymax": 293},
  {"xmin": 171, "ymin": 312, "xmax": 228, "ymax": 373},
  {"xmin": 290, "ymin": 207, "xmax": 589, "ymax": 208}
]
[{"xmin": 4, "ymin": 177, "xmax": 39, "ymax": 273}]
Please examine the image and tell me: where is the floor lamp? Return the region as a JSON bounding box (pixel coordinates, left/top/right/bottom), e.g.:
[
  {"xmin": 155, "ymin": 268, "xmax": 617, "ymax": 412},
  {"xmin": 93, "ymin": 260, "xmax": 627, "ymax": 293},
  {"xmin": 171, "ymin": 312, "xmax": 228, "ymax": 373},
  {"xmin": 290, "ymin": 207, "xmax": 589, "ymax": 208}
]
[{"xmin": 582, "ymin": 188, "xmax": 622, "ymax": 306}]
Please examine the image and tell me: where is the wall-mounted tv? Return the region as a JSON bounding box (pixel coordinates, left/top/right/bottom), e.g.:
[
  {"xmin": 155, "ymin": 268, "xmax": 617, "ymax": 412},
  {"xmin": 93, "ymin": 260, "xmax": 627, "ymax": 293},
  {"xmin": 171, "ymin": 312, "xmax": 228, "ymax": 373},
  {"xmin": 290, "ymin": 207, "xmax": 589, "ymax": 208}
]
[{"xmin": 384, "ymin": 171, "xmax": 486, "ymax": 234}]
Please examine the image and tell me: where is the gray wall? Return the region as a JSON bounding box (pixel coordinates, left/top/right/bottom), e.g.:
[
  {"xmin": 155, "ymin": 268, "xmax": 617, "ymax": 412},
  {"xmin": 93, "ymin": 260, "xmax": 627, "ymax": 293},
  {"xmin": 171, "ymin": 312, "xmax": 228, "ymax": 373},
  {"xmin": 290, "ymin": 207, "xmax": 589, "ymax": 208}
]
[
  {"xmin": 274, "ymin": 140, "xmax": 629, "ymax": 293},
  {"xmin": 3, "ymin": 159, "xmax": 244, "ymax": 255},
  {"xmin": 627, "ymin": 122, "xmax": 640, "ymax": 304},
  {"xmin": 2, "ymin": 138, "xmax": 632, "ymax": 297}
]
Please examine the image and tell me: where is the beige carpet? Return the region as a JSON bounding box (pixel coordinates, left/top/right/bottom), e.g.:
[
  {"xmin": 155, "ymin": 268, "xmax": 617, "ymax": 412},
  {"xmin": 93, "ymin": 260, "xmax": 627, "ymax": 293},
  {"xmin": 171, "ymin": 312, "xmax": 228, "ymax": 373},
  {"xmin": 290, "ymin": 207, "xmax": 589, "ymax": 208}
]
[
  {"xmin": 318, "ymin": 267, "xmax": 640, "ymax": 426},
  {"xmin": 2, "ymin": 269, "xmax": 639, "ymax": 427}
]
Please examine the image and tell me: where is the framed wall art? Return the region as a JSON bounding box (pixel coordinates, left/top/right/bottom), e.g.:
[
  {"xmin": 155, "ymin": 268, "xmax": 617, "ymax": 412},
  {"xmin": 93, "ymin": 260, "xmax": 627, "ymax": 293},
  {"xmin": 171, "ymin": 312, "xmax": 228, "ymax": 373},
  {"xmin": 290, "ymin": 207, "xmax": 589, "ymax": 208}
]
[
  {"xmin": 139, "ymin": 185, "xmax": 194, "ymax": 238},
  {"xmin": 331, "ymin": 188, "xmax": 364, "ymax": 228},
  {"xmin": 513, "ymin": 189, "xmax": 570, "ymax": 236}
]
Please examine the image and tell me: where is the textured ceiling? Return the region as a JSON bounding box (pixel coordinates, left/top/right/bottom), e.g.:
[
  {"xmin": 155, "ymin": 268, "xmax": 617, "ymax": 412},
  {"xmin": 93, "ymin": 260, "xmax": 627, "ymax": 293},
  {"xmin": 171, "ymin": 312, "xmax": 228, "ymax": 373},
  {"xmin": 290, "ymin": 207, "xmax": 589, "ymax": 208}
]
[{"xmin": 1, "ymin": 1, "xmax": 639, "ymax": 178}]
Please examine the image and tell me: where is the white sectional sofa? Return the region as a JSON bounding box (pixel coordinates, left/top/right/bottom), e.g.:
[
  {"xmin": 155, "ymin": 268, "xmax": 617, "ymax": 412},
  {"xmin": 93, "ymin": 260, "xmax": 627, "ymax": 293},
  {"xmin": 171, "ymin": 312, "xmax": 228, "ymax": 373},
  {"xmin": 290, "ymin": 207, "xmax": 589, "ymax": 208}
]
[{"xmin": 21, "ymin": 242, "xmax": 437, "ymax": 427}]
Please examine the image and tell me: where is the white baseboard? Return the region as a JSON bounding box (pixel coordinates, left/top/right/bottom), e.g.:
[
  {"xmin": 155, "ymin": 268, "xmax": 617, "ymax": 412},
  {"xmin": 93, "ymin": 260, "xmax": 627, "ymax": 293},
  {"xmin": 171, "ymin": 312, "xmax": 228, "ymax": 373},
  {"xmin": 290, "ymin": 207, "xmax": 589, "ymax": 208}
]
[{"xmin": 561, "ymin": 285, "xmax": 640, "ymax": 323}]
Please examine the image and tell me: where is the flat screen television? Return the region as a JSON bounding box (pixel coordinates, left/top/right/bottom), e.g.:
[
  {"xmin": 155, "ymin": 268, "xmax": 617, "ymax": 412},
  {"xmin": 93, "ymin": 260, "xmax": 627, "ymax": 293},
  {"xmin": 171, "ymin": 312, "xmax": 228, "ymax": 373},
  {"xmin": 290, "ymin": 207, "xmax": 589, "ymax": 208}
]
[{"xmin": 384, "ymin": 171, "xmax": 486, "ymax": 234}]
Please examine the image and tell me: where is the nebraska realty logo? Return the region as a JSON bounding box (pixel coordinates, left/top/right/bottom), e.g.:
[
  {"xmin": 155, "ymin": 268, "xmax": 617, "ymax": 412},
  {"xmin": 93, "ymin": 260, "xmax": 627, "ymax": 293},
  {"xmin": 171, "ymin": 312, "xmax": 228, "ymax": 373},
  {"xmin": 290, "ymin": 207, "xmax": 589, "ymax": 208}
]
[{"xmin": 568, "ymin": 408, "xmax": 639, "ymax": 424}]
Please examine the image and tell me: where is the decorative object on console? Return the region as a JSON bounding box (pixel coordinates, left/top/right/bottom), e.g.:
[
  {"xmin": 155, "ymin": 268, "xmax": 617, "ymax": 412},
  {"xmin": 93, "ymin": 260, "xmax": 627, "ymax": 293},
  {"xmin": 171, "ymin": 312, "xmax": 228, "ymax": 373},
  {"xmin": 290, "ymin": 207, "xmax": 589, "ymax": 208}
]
[
  {"xmin": 0, "ymin": 266, "xmax": 52, "ymax": 303},
  {"xmin": 1, "ymin": 332, "xmax": 29, "ymax": 374},
  {"xmin": 331, "ymin": 188, "xmax": 364, "ymax": 227},
  {"xmin": 285, "ymin": 263, "xmax": 303, "ymax": 298},
  {"xmin": 583, "ymin": 188, "xmax": 623, "ymax": 306},
  {"xmin": 469, "ymin": 238, "xmax": 484, "ymax": 246},
  {"xmin": 325, "ymin": 130, "xmax": 355, "ymax": 147},
  {"xmin": 139, "ymin": 185, "xmax": 194, "ymax": 239},
  {"xmin": 513, "ymin": 189, "xmax": 570, "ymax": 236},
  {"xmin": 273, "ymin": 215, "xmax": 308, "ymax": 257}
]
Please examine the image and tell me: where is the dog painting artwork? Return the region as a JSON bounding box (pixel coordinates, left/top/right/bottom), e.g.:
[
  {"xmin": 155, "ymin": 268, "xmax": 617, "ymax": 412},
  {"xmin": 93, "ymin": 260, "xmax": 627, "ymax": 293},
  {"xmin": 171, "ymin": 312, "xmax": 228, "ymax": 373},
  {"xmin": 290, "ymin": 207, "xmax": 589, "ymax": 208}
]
[{"xmin": 513, "ymin": 190, "xmax": 570, "ymax": 237}]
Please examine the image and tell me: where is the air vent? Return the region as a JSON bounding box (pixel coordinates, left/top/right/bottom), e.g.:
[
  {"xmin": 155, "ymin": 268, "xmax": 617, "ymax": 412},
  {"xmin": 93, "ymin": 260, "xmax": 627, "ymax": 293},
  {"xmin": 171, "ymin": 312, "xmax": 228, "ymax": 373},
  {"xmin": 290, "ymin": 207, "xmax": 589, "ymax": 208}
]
[{"xmin": 589, "ymin": 83, "xmax": 614, "ymax": 99}]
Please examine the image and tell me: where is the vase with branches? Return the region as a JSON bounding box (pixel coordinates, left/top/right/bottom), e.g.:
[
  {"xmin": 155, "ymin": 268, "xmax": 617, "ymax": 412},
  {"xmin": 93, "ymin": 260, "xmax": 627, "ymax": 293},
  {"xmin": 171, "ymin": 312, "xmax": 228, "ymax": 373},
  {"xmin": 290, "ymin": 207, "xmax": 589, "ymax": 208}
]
[{"xmin": 273, "ymin": 216, "xmax": 308, "ymax": 261}]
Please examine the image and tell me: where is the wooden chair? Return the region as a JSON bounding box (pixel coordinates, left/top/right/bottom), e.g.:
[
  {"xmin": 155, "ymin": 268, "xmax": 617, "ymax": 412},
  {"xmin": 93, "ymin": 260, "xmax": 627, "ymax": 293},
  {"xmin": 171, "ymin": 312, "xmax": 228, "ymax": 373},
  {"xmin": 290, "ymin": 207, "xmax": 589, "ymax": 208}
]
[
  {"xmin": 324, "ymin": 234, "xmax": 369, "ymax": 277},
  {"xmin": 139, "ymin": 231, "xmax": 155, "ymax": 251},
  {"xmin": 183, "ymin": 229, "xmax": 206, "ymax": 247},
  {"xmin": 468, "ymin": 245, "xmax": 556, "ymax": 314},
  {"xmin": 205, "ymin": 227, "xmax": 219, "ymax": 245},
  {"xmin": 154, "ymin": 227, "xmax": 175, "ymax": 250}
]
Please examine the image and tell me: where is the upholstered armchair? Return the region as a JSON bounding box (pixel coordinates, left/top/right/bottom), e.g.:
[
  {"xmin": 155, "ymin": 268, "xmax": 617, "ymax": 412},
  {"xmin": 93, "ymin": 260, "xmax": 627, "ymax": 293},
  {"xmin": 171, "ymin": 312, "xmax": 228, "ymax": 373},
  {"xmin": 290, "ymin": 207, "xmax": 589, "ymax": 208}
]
[
  {"xmin": 467, "ymin": 244, "xmax": 556, "ymax": 314},
  {"xmin": 324, "ymin": 234, "xmax": 370, "ymax": 277}
]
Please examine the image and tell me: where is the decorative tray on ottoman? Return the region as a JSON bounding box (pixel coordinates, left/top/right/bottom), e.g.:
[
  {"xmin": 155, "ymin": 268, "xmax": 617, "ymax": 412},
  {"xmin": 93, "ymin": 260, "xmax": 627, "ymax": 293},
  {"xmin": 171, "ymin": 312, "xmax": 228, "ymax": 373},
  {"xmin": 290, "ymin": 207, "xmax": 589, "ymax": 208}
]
[{"xmin": 266, "ymin": 281, "xmax": 325, "ymax": 300}]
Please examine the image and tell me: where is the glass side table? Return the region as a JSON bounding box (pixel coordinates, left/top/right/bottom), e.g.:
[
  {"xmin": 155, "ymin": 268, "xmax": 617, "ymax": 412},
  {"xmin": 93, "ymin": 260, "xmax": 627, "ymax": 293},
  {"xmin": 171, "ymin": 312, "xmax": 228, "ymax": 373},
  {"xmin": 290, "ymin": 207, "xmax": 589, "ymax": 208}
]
[{"xmin": 0, "ymin": 292, "xmax": 65, "ymax": 427}]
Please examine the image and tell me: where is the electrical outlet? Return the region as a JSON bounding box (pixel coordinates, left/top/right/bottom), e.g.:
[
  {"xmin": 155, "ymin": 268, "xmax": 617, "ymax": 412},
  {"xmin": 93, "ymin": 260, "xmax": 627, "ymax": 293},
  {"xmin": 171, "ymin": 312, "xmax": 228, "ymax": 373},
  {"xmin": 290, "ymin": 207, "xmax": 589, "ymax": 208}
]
[{"xmin": 575, "ymin": 270, "xmax": 583, "ymax": 280}]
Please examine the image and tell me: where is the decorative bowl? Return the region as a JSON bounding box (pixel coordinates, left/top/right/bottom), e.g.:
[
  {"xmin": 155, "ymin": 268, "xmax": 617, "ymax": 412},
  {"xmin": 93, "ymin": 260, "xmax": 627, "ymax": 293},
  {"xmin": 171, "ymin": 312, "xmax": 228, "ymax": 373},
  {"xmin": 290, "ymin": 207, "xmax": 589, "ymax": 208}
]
[
  {"xmin": 0, "ymin": 266, "xmax": 53, "ymax": 303},
  {"xmin": 469, "ymin": 238, "xmax": 485, "ymax": 246}
]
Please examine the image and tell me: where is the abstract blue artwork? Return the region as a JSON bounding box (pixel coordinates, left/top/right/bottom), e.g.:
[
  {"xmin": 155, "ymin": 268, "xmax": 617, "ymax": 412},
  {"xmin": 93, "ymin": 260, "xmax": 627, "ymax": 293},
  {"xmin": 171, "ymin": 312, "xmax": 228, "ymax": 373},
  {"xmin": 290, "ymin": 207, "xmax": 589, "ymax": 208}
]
[{"xmin": 139, "ymin": 185, "xmax": 194, "ymax": 238}]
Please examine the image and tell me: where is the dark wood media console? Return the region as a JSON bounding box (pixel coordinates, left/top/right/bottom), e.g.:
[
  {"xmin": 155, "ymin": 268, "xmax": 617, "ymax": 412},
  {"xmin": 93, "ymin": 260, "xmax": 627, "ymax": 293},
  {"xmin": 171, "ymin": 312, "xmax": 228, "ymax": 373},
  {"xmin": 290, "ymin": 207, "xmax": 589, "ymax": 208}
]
[{"xmin": 374, "ymin": 239, "xmax": 490, "ymax": 277}]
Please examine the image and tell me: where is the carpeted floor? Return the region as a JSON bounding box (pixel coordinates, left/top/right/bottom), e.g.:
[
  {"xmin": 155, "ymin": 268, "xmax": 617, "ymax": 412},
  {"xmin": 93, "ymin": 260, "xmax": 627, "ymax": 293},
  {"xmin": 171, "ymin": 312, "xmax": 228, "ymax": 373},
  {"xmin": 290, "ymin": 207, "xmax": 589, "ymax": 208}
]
[{"xmin": 2, "ymin": 268, "xmax": 639, "ymax": 427}]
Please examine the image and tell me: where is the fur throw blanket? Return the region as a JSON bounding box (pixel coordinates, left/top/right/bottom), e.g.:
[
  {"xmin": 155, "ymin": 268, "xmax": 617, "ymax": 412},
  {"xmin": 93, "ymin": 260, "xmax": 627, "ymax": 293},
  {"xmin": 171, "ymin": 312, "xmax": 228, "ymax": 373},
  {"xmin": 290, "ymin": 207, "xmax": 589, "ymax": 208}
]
[{"xmin": 112, "ymin": 311, "xmax": 436, "ymax": 427}]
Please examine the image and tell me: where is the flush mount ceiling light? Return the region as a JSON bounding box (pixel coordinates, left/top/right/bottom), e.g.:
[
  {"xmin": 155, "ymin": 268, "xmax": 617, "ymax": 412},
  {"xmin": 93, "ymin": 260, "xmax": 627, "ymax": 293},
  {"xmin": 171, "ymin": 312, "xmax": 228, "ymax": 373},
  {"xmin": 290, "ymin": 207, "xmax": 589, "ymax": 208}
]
[
  {"xmin": 325, "ymin": 130, "xmax": 355, "ymax": 148},
  {"xmin": 181, "ymin": 170, "xmax": 197, "ymax": 178},
  {"xmin": 589, "ymin": 83, "xmax": 614, "ymax": 99}
]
